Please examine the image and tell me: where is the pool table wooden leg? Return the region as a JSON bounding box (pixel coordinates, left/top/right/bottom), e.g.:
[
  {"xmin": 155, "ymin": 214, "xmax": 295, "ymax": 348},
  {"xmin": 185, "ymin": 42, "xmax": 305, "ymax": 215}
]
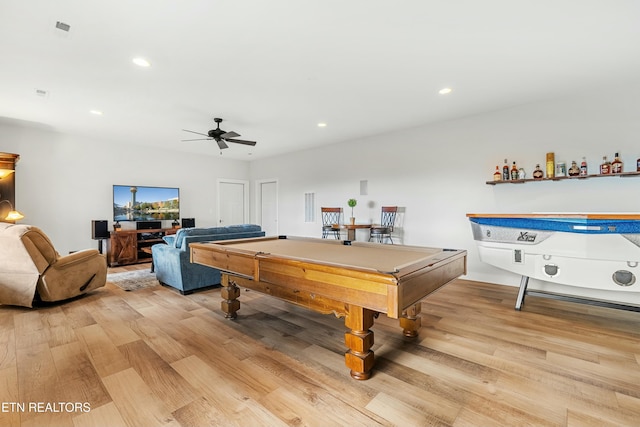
[
  {"xmin": 399, "ymin": 303, "xmax": 422, "ymax": 337},
  {"xmin": 344, "ymin": 305, "xmax": 375, "ymax": 380},
  {"xmin": 220, "ymin": 275, "xmax": 240, "ymax": 319}
]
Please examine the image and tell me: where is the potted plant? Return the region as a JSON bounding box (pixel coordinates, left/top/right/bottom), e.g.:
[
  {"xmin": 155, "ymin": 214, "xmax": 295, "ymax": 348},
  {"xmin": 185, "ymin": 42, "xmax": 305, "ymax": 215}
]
[{"xmin": 347, "ymin": 198, "xmax": 357, "ymax": 224}]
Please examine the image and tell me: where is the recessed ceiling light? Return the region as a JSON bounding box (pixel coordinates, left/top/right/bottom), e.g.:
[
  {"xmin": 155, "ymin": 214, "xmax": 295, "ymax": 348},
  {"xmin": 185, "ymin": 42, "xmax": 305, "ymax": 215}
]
[
  {"xmin": 90, "ymin": 110, "xmax": 103, "ymax": 115},
  {"xmin": 438, "ymin": 87, "xmax": 453, "ymax": 95},
  {"xmin": 132, "ymin": 57, "xmax": 151, "ymax": 67},
  {"xmin": 317, "ymin": 123, "xmax": 327, "ymax": 127}
]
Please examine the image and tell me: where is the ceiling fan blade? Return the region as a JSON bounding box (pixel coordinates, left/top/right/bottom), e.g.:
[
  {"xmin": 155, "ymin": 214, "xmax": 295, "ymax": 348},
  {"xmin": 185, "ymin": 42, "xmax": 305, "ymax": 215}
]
[
  {"xmin": 182, "ymin": 129, "xmax": 209, "ymax": 137},
  {"xmin": 221, "ymin": 131, "xmax": 240, "ymax": 138},
  {"xmin": 225, "ymin": 138, "xmax": 257, "ymax": 146},
  {"xmin": 181, "ymin": 138, "xmax": 211, "ymax": 142},
  {"xmin": 217, "ymin": 139, "xmax": 229, "ymax": 150}
]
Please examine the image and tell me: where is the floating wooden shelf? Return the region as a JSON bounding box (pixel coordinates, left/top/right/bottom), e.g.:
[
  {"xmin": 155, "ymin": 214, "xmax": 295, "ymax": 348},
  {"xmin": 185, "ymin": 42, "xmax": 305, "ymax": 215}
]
[{"xmin": 486, "ymin": 171, "xmax": 640, "ymax": 185}]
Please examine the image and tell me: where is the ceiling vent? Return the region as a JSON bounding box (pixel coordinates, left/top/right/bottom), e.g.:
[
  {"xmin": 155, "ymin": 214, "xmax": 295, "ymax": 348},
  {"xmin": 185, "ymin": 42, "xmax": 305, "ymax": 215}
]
[{"xmin": 55, "ymin": 21, "xmax": 70, "ymax": 32}]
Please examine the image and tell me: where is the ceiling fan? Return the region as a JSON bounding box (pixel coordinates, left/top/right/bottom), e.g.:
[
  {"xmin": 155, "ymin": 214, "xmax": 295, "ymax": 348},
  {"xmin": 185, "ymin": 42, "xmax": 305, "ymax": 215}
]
[{"xmin": 181, "ymin": 117, "xmax": 257, "ymax": 150}]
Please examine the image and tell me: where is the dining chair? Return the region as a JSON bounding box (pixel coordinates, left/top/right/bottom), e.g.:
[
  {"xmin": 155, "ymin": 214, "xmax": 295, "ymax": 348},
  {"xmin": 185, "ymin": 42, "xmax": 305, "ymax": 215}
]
[
  {"xmin": 321, "ymin": 207, "xmax": 342, "ymax": 239},
  {"xmin": 369, "ymin": 206, "xmax": 397, "ymax": 244}
]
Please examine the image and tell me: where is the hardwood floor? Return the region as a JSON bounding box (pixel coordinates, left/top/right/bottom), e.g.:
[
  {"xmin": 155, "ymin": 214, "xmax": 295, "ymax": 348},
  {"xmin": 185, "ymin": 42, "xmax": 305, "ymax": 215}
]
[{"xmin": 1, "ymin": 263, "xmax": 639, "ymax": 426}]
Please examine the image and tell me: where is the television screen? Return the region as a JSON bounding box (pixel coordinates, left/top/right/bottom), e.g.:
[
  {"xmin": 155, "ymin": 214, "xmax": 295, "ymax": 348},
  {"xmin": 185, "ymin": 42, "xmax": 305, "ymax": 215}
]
[{"xmin": 113, "ymin": 185, "xmax": 180, "ymax": 221}]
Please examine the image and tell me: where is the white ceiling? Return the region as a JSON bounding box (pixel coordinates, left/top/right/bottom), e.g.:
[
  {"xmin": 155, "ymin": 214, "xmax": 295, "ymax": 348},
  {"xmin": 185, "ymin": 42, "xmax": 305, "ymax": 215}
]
[{"xmin": 2, "ymin": 1, "xmax": 640, "ymax": 160}]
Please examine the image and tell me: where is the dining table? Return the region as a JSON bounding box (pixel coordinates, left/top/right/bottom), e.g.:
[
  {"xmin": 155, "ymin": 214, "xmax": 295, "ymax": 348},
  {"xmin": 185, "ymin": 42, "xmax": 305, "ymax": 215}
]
[{"xmin": 341, "ymin": 223, "xmax": 372, "ymax": 241}]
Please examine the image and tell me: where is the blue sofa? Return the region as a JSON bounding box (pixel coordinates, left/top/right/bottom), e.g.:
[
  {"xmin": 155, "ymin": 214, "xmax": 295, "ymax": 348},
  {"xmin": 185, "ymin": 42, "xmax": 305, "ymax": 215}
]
[{"xmin": 151, "ymin": 224, "xmax": 265, "ymax": 294}]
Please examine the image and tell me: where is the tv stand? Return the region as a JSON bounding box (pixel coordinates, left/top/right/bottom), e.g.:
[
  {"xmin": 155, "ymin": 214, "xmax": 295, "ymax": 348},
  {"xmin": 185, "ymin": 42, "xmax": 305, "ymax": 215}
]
[{"xmin": 107, "ymin": 227, "xmax": 178, "ymax": 267}]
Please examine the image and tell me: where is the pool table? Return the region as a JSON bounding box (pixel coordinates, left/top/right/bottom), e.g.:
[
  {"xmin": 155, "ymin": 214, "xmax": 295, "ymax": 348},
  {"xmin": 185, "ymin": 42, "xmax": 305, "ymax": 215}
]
[{"xmin": 190, "ymin": 236, "xmax": 467, "ymax": 380}]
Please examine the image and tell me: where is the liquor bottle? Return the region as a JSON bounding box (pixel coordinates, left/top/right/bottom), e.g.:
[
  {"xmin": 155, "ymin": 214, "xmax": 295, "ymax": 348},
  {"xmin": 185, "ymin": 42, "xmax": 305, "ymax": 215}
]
[
  {"xmin": 600, "ymin": 156, "xmax": 611, "ymax": 174},
  {"xmin": 518, "ymin": 168, "xmax": 526, "ymax": 179},
  {"xmin": 493, "ymin": 166, "xmax": 501, "ymax": 181},
  {"xmin": 510, "ymin": 161, "xmax": 518, "ymax": 180},
  {"xmin": 611, "ymin": 152, "xmax": 623, "ymax": 174},
  {"xmin": 533, "ymin": 164, "xmax": 544, "ymax": 179},
  {"xmin": 546, "ymin": 152, "xmax": 555, "ymax": 178},
  {"xmin": 502, "ymin": 159, "xmax": 509, "ymax": 180},
  {"xmin": 568, "ymin": 161, "xmax": 580, "ymax": 176},
  {"xmin": 580, "ymin": 157, "xmax": 588, "ymax": 176}
]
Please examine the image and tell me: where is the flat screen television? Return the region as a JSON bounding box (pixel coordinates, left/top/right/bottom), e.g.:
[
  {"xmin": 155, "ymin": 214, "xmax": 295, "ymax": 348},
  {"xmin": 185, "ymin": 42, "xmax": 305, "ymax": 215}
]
[{"xmin": 113, "ymin": 185, "xmax": 180, "ymax": 222}]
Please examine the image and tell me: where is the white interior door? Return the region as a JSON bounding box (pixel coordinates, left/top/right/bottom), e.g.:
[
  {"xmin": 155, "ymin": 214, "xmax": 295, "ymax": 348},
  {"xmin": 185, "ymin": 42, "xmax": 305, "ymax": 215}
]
[
  {"xmin": 258, "ymin": 180, "xmax": 278, "ymax": 236},
  {"xmin": 217, "ymin": 179, "xmax": 248, "ymax": 225}
]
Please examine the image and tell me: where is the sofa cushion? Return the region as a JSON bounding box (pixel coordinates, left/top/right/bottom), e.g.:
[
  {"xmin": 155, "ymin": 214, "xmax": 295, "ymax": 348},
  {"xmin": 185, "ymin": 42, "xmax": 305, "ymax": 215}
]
[{"xmin": 173, "ymin": 224, "xmax": 263, "ymax": 249}]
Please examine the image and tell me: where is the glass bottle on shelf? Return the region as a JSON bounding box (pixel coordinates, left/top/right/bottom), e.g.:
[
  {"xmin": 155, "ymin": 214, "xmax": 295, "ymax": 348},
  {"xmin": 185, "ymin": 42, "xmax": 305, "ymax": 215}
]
[
  {"xmin": 568, "ymin": 161, "xmax": 580, "ymax": 176},
  {"xmin": 502, "ymin": 159, "xmax": 509, "ymax": 180},
  {"xmin": 546, "ymin": 152, "xmax": 555, "ymax": 178},
  {"xmin": 637, "ymin": 157, "xmax": 640, "ymax": 172},
  {"xmin": 493, "ymin": 166, "xmax": 501, "ymax": 181},
  {"xmin": 580, "ymin": 157, "xmax": 588, "ymax": 176},
  {"xmin": 533, "ymin": 164, "xmax": 544, "ymax": 179},
  {"xmin": 600, "ymin": 156, "xmax": 611, "ymax": 174},
  {"xmin": 611, "ymin": 152, "xmax": 623, "ymax": 174},
  {"xmin": 510, "ymin": 161, "xmax": 518, "ymax": 180},
  {"xmin": 518, "ymin": 167, "xmax": 526, "ymax": 179}
]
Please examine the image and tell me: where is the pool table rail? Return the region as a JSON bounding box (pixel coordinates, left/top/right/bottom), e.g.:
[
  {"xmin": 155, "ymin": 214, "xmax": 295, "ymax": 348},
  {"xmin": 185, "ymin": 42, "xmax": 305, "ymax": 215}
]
[{"xmin": 191, "ymin": 236, "xmax": 466, "ymax": 318}]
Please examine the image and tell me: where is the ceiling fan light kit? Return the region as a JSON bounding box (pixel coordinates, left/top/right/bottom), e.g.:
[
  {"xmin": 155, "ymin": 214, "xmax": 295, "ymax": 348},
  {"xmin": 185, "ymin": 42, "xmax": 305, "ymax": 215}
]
[{"xmin": 182, "ymin": 117, "xmax": 257, "ymax": 151}]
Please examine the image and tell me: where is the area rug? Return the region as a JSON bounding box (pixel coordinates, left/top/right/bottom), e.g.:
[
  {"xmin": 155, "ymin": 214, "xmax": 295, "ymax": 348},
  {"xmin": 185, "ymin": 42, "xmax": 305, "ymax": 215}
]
[{"xmin": 107, "ymin": 270, "xmax": 160, "ymax": 291}]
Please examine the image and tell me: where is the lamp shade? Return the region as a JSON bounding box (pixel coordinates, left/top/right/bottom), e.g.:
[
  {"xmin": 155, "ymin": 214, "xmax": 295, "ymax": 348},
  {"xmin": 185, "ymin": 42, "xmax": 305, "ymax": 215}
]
[
  {"xmin": 5, "ymin": 210, "xmax": 25, "ymax": 221},
  {"xmin": 0, "ymin": 199, "xmax": 24, "ymax": 222}
]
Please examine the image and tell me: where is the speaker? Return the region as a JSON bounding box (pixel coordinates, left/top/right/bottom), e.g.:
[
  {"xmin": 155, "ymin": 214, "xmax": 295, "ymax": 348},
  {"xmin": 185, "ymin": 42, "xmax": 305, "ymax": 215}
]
[
  {"xmin": 182, "ymin": 218, "xmax": 195, "ymax": 228},
  {"xmin": 137, "ymin": 221, "xmax": 161, "ymax": 230},
  {"xmin": 91, "ymin": 220, "xmax": 109, "ymax": 239}
]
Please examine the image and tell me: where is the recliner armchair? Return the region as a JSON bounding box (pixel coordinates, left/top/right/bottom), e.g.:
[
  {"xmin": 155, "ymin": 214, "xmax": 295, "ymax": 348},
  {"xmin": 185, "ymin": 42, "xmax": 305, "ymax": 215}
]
[{"xmin": 0, "ymin": 223, "xmax": 107, "ymax": 307}]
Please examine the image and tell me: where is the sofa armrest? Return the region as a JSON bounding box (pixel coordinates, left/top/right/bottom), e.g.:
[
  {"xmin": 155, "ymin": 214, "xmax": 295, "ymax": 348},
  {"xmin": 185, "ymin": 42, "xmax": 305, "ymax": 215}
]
[
  {"xmin": 152, "ymin": 243, "xmax": 177, "ymax": 256},
  {"xmin": 54, "ymin": 249, "xmax": 103, "ymax": 269},
  {"xmin": 180, "ymin": 235, "xmax": 216, "ymax": 250},
  {"xmin": 39, "ymin": 250, "xmax": 107, "ymax": 302}
]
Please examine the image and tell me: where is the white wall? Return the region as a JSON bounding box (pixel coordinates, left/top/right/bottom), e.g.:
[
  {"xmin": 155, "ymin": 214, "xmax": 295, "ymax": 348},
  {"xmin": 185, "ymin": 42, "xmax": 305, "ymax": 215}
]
[
  {"xmin": 250, "ymin": 83, "xmax": 640, "ymax": 305},
  {"xmin": 0, "ymin": 119, "xmax": 250, "ymax": 255},
  {"xmin": 4, "ymin": 81, "xmax": 640, "ymax": 306}
]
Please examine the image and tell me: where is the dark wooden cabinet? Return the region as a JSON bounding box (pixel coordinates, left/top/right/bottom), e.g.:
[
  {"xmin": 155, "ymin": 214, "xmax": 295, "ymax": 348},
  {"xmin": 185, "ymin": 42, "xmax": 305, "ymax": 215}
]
[
  {"xmin": 107, "ymin": 228, "xmax": 178, "ymax": 267},
  {"xmin": 0, "ymin": 152, "xmax": 19, "ymax": 222}
]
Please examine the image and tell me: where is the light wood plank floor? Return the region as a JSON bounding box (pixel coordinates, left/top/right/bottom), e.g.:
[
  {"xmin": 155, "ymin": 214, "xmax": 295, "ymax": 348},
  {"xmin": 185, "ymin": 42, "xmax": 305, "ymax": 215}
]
[{"xmin": 1, "ymin": 263, "xmax": 639, "ymax": 426}]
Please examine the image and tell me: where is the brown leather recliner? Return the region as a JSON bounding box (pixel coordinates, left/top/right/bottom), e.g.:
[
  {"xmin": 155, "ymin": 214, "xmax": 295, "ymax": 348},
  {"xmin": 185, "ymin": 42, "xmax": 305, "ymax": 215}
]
[{"xmin": 0, "ymin": 223, "xmax": 106, "ymax": 307}]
